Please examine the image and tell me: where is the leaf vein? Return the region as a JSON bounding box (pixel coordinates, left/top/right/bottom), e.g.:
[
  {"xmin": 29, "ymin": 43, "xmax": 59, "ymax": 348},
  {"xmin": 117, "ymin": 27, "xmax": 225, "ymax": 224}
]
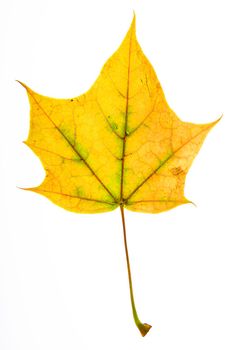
[
  {"xmin": 26, "ymin": 88, "xmax": 118, "ymax": 203},
  {"xmin": 125, "ymin": 124, "xmax": 213, "ymax": 201},
  {"xmin": 34, "ymin": 189, "xmax": 116, "ymax": 205}
]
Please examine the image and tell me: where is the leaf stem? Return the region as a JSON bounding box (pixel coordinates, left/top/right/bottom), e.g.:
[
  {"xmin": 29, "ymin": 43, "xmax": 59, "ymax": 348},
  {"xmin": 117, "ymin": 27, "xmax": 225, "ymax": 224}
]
[{"xmin": 120, "ymin": 205, "xmax": 152, "ymax": 336}]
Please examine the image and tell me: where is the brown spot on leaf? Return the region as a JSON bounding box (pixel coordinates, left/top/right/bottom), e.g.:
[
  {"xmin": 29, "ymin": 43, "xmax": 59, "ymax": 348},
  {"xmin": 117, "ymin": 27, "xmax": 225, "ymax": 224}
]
[{"xmin": 170, "ymin": 167, "xmax": 184, "ymax": 176}]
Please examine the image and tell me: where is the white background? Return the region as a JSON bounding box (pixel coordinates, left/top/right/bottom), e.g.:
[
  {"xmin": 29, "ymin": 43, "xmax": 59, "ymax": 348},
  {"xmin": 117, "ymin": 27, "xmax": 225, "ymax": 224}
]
[{"xmin": 1, "ymin": 0, "xmax": 229, "ymax": 349}]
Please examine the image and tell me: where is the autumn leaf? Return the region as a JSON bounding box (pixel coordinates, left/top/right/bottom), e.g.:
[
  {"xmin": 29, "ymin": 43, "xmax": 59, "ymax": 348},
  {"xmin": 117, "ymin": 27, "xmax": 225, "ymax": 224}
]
[{"xmin": 19, "ymin": 15, "xmax": 219, "ymax": 336}]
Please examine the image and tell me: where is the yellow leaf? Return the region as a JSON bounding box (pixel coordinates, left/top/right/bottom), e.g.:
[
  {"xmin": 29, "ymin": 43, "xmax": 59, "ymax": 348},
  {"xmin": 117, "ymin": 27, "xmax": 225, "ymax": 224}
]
[{"xmin": 19, "ymin": 15, "xmax": 219, "ymax": 336}]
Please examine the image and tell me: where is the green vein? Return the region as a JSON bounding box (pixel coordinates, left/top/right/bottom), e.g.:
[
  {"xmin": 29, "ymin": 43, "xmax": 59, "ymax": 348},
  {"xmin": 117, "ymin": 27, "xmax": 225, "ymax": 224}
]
[
  {"xmin": 23, "ymin": 84, "xmax": 118, "ymax": 203},
  {"xmin": 120, "ymin": 22, "xmax": 134, "ymax": 202},
  {"xmin": 33, "ymin": 189, "xmax": 116, "ymax": 205}
]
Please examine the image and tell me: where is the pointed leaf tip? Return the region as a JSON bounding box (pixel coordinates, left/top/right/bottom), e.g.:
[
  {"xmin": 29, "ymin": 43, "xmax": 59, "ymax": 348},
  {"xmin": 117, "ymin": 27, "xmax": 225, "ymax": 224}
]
[
  {"xmin": 16, "ymin": 80, "xmax": 25, "ymax": 87},
  {"xmin": 130, "ymin": 12, "xmax": 136, "ymax": 32},
  {"xmin": 216, "ymin": 114, "xmax": 223, "ymax": 124},
  {"xmin": 16, "ymin": 80, "xmax": 30, "ymax": 91}
]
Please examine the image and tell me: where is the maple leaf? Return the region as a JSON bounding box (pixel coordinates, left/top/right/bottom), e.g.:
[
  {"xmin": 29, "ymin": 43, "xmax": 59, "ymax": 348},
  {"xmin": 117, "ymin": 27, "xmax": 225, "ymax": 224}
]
[{"xmin": 19, "ymin": 16, "xmax": 219, "ymax": 336}]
